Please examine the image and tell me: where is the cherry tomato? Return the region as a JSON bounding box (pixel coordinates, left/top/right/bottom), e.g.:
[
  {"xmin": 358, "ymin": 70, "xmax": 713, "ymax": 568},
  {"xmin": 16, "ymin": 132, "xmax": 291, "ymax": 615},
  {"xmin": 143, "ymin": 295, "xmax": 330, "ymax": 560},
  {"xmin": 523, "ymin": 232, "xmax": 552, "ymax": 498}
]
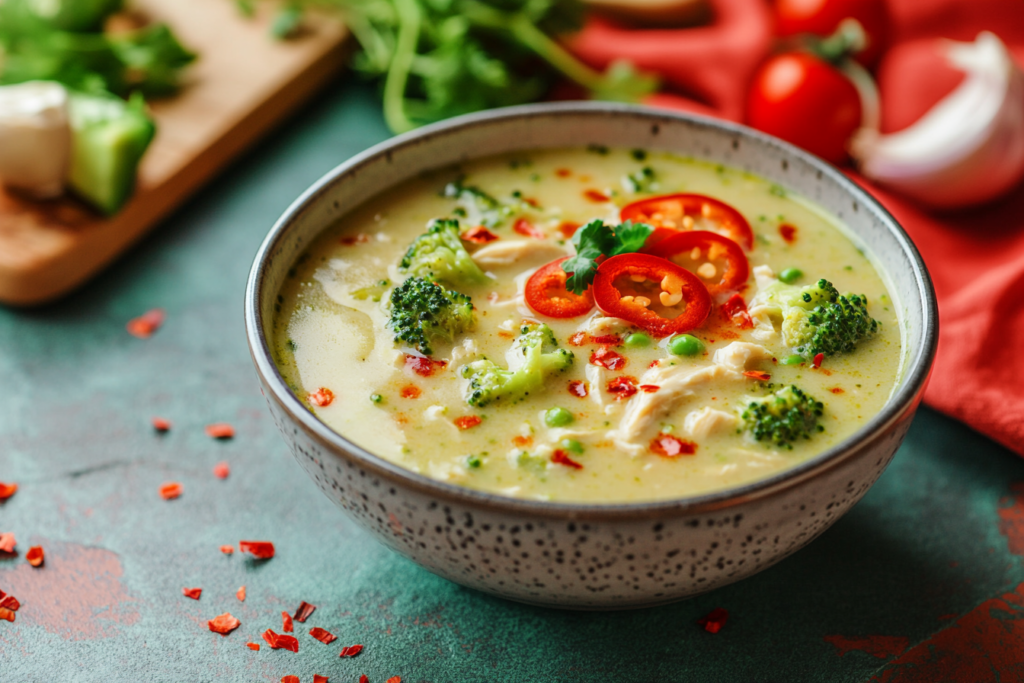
[
  {"xmin": 746, "ymin": 52, "xmax": 862, "ymax": 165},
  {"xmin": 645, "ymin": 231, "xmax": 750, "ymax": 295},
  {"xmin": 774, "ymin": 0, "xmax": 891, "ymax": 68},
  {"xmin": 592, "ymin": 254, "xmax": 711, "ymax": 337},
  {"xmin": 525, "ymin": 257, "xmax": 595, "ymax": 318},
  {"xmin": 621, "ymin": 194, "xmax": 754, "ymax": 251}
]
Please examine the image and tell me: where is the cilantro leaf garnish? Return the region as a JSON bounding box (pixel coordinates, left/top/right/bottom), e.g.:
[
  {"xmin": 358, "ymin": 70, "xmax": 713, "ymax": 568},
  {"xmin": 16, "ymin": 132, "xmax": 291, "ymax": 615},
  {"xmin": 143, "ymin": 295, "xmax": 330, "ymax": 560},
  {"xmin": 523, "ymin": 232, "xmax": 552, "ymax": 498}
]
[{"xmin": 561, "ymin": 219, "xmax": 654, "ymax": 295}]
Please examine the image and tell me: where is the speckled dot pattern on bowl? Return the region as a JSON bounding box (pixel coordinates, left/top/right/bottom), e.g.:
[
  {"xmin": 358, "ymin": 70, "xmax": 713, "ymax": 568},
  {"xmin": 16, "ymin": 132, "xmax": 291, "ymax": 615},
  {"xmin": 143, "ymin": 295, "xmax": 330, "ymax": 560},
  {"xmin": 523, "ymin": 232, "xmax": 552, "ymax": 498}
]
[{"xmin": 246, "ymin": 103, "xmax": 937, "ymax": 610}]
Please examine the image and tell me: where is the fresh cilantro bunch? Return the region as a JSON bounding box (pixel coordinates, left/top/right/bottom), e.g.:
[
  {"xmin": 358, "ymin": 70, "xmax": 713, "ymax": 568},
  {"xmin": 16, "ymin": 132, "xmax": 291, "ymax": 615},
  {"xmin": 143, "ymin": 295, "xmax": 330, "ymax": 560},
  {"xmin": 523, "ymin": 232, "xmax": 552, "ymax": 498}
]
[
  {"xmin": 261, "ymin": 0, "xmax": 659, "ymax": 133},
  {"xmin": 561, "ymin": 219, "xmax": 654, "ymax": 294}
]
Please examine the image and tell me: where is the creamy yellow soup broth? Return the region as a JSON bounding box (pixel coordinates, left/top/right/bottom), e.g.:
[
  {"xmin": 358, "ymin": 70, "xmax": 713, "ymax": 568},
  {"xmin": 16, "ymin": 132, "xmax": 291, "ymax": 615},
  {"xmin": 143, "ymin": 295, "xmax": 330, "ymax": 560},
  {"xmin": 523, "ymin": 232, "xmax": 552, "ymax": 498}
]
[{"xmin": 273, "ymin": 147, "xmax": 902, "ymax": 503}]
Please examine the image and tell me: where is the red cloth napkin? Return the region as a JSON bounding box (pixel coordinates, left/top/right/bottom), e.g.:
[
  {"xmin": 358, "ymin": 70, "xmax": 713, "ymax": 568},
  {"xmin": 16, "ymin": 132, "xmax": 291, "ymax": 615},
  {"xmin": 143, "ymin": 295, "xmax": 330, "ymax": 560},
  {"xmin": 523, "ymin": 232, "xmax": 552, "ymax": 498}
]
[{"xmin": 567, "ymin": 0, "xmax": 1024, "ymax": 456}]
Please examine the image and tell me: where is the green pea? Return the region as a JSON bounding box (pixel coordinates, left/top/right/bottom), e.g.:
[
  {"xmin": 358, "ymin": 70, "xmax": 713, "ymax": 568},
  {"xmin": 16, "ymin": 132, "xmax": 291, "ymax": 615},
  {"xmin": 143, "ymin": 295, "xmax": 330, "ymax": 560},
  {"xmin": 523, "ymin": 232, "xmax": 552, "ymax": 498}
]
[
  {"xmin": 370, "ymin": 393, "xmax": 383, "ymax": 404},
  {"xmin": 559, "ymin": 438, "xmax": 584, "ymax": 454},
  {"xmin": 781, "ymin": 355, "xmax": 805, "ymax": 365},
  {"xmin": 779, "ymin": 267, "xmax": 803, "ymax": 284},
  {"xmin": 624, "ymin": 333, "xmax": 651, "ymax": 348},
  {"xmin": 465, "ymin": 454, "xmax": 482, "ymax": 469},
  {"xmin": 545, "ymin": 407, "xmax": 575, "ymax": 428},
  {"xmin": 668, "ymin": 334, "xmax": 704, "ymax": 356}
]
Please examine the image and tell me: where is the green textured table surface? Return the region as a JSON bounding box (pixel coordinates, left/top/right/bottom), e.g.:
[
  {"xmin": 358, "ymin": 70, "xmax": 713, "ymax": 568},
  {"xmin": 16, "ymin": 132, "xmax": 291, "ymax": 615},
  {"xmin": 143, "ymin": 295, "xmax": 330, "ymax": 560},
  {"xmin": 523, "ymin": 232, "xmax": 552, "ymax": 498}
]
[{"xmin": 2, "ymin": 79, "xmax": 1024, "ymax": 683}]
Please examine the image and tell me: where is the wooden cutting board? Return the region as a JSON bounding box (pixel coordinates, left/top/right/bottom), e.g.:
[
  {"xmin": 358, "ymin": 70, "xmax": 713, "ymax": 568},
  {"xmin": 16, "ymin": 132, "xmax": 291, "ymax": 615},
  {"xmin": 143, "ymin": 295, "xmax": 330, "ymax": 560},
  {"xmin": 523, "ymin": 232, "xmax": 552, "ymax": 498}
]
[{"xmin": 0, "ymin": 0, "xmax": 350, "ymax": 306}]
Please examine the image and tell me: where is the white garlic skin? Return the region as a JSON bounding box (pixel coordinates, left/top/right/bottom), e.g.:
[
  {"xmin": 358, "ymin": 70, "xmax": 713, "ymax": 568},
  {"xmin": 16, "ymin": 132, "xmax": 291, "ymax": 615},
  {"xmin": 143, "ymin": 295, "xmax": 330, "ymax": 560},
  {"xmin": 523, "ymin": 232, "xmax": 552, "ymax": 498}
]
[
  {"xmin": 852, "ymin": 32, "xmax": 1024, "ymax": 209},
  {"xmin": 0, "ymin": 81, "xmax": 72, "ymax": 199}
]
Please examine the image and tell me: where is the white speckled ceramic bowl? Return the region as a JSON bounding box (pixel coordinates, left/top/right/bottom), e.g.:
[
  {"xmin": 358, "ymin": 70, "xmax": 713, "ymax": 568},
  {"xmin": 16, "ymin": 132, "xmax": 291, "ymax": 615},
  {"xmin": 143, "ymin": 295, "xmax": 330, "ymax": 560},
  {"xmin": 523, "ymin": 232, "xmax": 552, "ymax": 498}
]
[{"xmin": 245, "ymin": 103, "xmax": 937, "ymax": 610}]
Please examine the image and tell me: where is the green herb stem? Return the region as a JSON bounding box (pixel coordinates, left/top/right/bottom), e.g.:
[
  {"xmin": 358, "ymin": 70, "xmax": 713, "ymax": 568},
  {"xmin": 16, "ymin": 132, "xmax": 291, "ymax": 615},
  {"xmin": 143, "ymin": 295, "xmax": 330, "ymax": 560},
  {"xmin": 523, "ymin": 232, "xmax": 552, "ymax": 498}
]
[{"xmin": 382, "ymin": 0, "xmax": 421, "ymax": 134}]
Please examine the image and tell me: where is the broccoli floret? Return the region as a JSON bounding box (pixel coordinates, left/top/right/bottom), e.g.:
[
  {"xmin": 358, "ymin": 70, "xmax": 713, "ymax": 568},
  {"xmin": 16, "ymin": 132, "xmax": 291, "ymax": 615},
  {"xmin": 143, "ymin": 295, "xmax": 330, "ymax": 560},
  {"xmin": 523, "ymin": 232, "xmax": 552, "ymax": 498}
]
[
  {"xmin": 399, "ymin": 218, "xmax": 488, "ymax": 287},
  {"xmin": 756, "ymin": 278, "xmax": 879, "ymax": 357},
  {"xmin": 387, "ymin": 276, "xmax": 475, "ymax": 356},
  {"xmin": 461, "ymin": 322, "xmax": 574, "ymax": 407},
  {"xmin": 442, "ymin": 177, "xmax": 534, "ymax": 228},
  {"xmin": 741, "ymin": 385, "xmax": 824, "ymax": 449}
]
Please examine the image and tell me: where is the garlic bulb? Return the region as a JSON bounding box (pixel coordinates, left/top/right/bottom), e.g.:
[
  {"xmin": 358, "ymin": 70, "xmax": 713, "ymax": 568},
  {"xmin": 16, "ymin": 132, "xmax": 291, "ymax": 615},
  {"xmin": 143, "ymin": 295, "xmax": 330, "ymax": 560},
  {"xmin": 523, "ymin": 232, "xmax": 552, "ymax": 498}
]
[
  {"xmin": 0, "ymin": 81, "xmax": 72, "ymax": 199},
  {"xmin": 851, "ymin": 32, "xmax": 1024, "ymax": 209}
]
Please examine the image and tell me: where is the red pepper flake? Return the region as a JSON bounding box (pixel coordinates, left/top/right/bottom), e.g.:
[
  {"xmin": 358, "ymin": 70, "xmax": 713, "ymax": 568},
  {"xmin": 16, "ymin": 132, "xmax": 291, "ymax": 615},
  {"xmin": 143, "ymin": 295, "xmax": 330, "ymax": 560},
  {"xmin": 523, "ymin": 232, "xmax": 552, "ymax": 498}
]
[
  {"xmin": 308, "ymin": 387, "xmax": 335, "ymax": 407},
  {"xmin": 830, "ymin": 387, "xmax": 844, "ymax": 394},
  {"xmin": 182, "ymin": 587, "xmax": 202, "ymax": 600},
  {"xmin": 246, "ymin": 642, "xmax": 260, "ymax": 651},
  {"xmin": 293, "ymin": 601, "xmax": 316, "ymax": 623},
  {"xmin": 557, "ymin": 221, "xmax": 581, "ymax": 238},
  {"xmin": 404, "ymin": 355, "xmax": 447, "ymax": 377},
  {"xmin": 462, "ymin": 226, "xmax": 499, "ymax": 244},
  {"xmin": 26, "ymin": 545, "xmax": 43, "ymax": 567},
  {"xmin": 639, "ymin": 384, "xmax": 660, "ymax": 393},
  {"xmin": 208, "ymin": 612, "xmax": 241, "ymax": 636},
  {"xmin": 454, "ymin": 415, "xmax": 482, "ymax": 430},
  {"xmin": 568, "ymin": 332, "xmax": 588, "ymax": 346},
  {"xmin": 360, "ymin": 677, "xmax": 369, "ymax": 683},
  {"xmin": 0, "ymin": 532, "xmax": 15, "ymax": 553},
  {"xmin": 583, "ymin": 189, "xmax": 610, "ymax": 203},
  {"xmin": 812, "ymin": 353, "xmax": 824, "ymax": 369},
  {"xmin": 607, "ymin": 375, "xmax": 638, "ymax": 400},
  {"xmin": 571, "ymin": 332, "xmax": 623, "ymax": 346},
  {"xmin": 650, "ymin": 433, "xmax": 697, "ymax": 458},
  {"xmin": 314, "ymin": 676, "xmax": 329, "ymax": 683},
  {"xmin": 340, "ymin": 233, "xmax": 370, "ymax": 246},
  {"xmin": 400, "ymin": 385, "xmax": 422, "ymax": 399},
  {"xmin": 211, "ymin": 462, "xmax": 230, "ymax": 480},
  {"xmin": 721, "ymin": 294, "xmax": 753, "ymax": 329},
  {"xmin": 151, "ymin": 418, "xmax": 171, "ymax": 433},
  {"xmin": 589, "ymin": 346, "xmax": 626, "ymax": 371},
  {"xmin": 126, "ymin": 308, "xmax": 166, "ymax": 339},
  {"xmin": 649, "ymin": 360, "xmax": 660, "ymax": 368},
  {"xmin": 0, "ymin": 594, "xmax": 20, "ymax": 611},
  {"xmin": 159, "ymin": 482, "xmax": 183, "ymax": 500},
  {"xmin": 220, "ymin": 544, "xmax": 234, "ymax": 555},
  {"xmin": 0, "ymin": 607, "xmax": 14, "ymax": 622},
  {"xmin": 743, "ymin": 371, "xmax": 771, "ymax": 382},
  {"xmin": 513, "ymin": 217, "xmax": 545, "ymax": 239},
  {"xmin": 310, "ymin": 627, "xmax": 337, "ymax": 644},
  {"xmin": 697, "ymin": 607, "xmax": 729, "ymax": 633},
  {"xmin": 387, "ymin": 677, "xmax": 402, "ymax": 683},
  {"xmin": 551, "ymin": 449, "xmax": 584, "ymax": 470},
  {"xmin": 281, "ymin": 611, "xmax": 294, "ymax": 632},
  {"xmin": 281, "ymin": 676, "xmax": 300, "ymax": 683},
  {"xmin": 568, "ymin": 380, "xmax": 589, "ymax": 398},
  {"xmin": 340, "ymin": 644, "xmax": 364, "ymax": 658},
  {"xmin": 239, "ymin": 541, "xmax": 275, "ymax": 559},
  {"xmin": 779, "ymin": 223, "xmax": 798, "ymax": 244},
  {"xmin": 0, "ymin": 481, "xmax": 16, "ymax": 501},
  {"xmin": 555, "ymin": 168, "xmax": 572, "ymax": 178},
  {"xmin": 512, "ymin": 435, "xmax": 533, "ymax": 448},
  {"xmin": 262, "ymin": 629, "xmax": 299, "ymax": 652},
  {"xmin": 236, "ymin": 586, "xmax": 246, "ymax": 601},
  {"xmin": 205, "ymin": 423, "xmax": 235, "ymax": 439}
]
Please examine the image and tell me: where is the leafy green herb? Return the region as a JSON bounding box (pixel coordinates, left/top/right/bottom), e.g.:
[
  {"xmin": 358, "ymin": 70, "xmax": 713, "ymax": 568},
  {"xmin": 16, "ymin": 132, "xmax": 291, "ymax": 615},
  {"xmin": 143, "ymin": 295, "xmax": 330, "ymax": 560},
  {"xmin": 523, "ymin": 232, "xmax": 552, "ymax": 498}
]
[{"xmin": 560, "ymin": 219, "xmax": 654, "ymax": 294}]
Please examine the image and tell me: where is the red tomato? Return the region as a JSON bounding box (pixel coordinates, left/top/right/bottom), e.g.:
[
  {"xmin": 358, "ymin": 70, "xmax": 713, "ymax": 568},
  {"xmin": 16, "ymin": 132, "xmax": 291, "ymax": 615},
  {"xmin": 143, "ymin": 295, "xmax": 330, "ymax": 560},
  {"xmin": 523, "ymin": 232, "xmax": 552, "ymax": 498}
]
[
  {"xmin": 592, "ymin": 254, "xmax": 711, "ymax": 337},
  {"xmin": 621, "ymin": 194, "xmax": 754, "ymax": 251},
  {"xmin": 746, "ymin": 52, "xmax": 862, "ymax": 165},
  {"xmin": 774, "ymin": 0, "xmax": 890, "ymax": 68},
  {"xmin": 645, "ymin": 231, "xmax": 750, "ymax": 295},
  {"xmin": 524, "ymin": 257, "xmax": 595, "ymax": 319}
]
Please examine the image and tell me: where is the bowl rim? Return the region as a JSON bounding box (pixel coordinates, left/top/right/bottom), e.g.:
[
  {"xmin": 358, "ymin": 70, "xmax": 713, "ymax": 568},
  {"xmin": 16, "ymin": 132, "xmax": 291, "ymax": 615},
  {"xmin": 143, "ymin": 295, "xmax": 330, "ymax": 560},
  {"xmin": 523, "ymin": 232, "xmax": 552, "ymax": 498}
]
[{"xmin": 244, "ymin": 101, "xmax": 938, "ymax": 520}]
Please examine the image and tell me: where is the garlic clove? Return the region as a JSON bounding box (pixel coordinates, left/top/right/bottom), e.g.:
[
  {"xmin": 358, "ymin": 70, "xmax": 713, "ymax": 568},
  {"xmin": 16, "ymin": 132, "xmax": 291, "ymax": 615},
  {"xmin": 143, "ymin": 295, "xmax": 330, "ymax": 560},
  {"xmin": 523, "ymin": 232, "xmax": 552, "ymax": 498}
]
[
  {"xmin": 851, "ymin": 32, "xmax": 1024, "ymax": 209},
  {"xmin": 0, "ymin": 81, "xmax": 72, "ymax": 200}
]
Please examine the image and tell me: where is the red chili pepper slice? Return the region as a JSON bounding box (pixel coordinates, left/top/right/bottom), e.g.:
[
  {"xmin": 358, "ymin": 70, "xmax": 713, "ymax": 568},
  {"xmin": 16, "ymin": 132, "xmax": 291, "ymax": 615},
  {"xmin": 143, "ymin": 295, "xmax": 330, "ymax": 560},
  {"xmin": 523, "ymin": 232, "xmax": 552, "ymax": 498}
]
[
  {"xmin": 182, "ymin": 587, "xmax": 202, "ymax": 600},
  {"xmin": 645, "ymin": 231, "xmax": 750, "ymax": 295},
  {"xmin": 622, "ymin": 194, "xmax": 754, "ymax": 250},
  {"xmin": 461, "ymin": 226, "xmax": 499, "ymax": 244},
  {"xmin": 592, "ymin": 254, "xmax": 711, "ymax": 338},
  {"xmin": 239, "ymin": 541, "xmax": 275, "ymax": 559},
  {"xmin": 310, "ymin": 627, "xmax": 337, "ymax": 644},
  {"xmin": 293, "ymin": 601, "xmax": 316, "ymax": 623},
  {"xmin": 26, "ymin": 545, "xmax": 43, "ymax": 567},
  {"xmin": 525, "ymin": 257, "xmax": 595, "ymax": 319},
  {"xmin": 513, "ymin": 218, "xmax": 545, "ymax": 239}
]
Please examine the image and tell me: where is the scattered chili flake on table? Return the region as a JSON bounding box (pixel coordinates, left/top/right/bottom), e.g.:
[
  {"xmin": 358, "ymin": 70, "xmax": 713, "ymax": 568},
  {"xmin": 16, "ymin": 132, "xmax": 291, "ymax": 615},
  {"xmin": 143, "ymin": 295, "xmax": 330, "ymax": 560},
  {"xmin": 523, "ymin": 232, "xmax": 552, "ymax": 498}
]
[
  {"xmin": 0, "ymin": 607, "xmax": 13, "ymax": 622},
  {"xmin": 568, "ymin": 380, "xmax": 589, "ymax": 398},
  {"xmin": 151, "ymin": 417, "xmax": 171, "ymax": 432},
  {"xmin": 182, "ymin": 587, "xmax": 202, "ymax": 600},
  {"xmin": 293, "ymin": 601, "xmax": 316, "ymax": 623},
  {"xmin": 262, "ymin": 629, "xmax": 299, "ymax": 652},
  {"xmin": 0, "ymin": 594, "xmax": 20, "ymax": 611},
  {"xmin": 454, "ymin": 415, "xmax": 482, "ymax": 430},
  {"xmin": 208, "ymin": 613, "xmax": 241, "ymax": 636},
  {"xmin": 281, "ymin": 611, "xmax": 294, "ymax": 632},
  {"xmin": 743, "ymin": 370, "xmax": 771, "ymax": 382},
  {"xmin": 650, "ymin": 434, "xmax": 697, "ymax": 458},
  {"xmin": 387, "ymin": 677, "xmax": 402, "ymax": 683},
  {"xmin": 159, "ymin": 482, "xmax": 183, "ymax": 500},
  {"xmin": 236, "ymin": 586, "xmax": 245, "ymax": 601},
  {"xmin": 339, "ymin": 644, "xmax": 364, "ymax": 658},
  {"xmin": 461, "ymin": 226, "xmax": 499, "ymax": 244},
  {"xmin": 513, "ymin": 217, "xmax": 545, "ymax": 239},
  {"xmin": 220, "ymin": 544, "xmax": 234, "ymax": 555},
  {"xmin": 308, "ymin": 387, "xmax": 335, "ymax": 407},
  {"xmin": 313, "ymin": 676, "xmax": 329, "ymax": 683},
  {"xmin": 26, "ymin": 546, "xmax": 43, "ymax": 567},
  {"xmin": 126, "ymin": 308, "xmax": 166, "ymax": 339},
  {"xmin": 309, "ymin": 627, "xmax": 337, "ymax": 644},
  {"xmin": 404, "ymin": 355, "xmax": 447, "ymax": 377},
  {"xmin": 0, "ymin": 482, "xmax": 16, "ymax": 500},
  {"xmin": 0, "ymin": 532, "xmax": 17, "ymax": 553},
  {"xmin": 205, "ymin": 423, "xmax": 235, "ymax": 439},
  {"xmin": 551, "ymin": 449, "xmax": 583, "ymax": 470},
  {"xmin": 239, "ymin": 541, "xmax": 275, "ymax": 559},
  {"xmin": 812, "ymin": 352, "xmax": 824, "ymax": 369},
  {"xmin": 697, "ymin": 607, "xmax": 729, "ymax": 633},
  {"xmin": 281, "ymin": 676, "xmax": 300, "ymax": 683},
  {"xmin": 778, "ymin": 223, "xmax": 798, "ymax": 244},
  {"xmin": 246, "ymin": 642, "xmax": 260, "ymax": 651},
  {"xmin": 590, "ymin": 346, "xmax": 626, "ymax": 370},
  {"xmin": 213, "ymin": 462, "xmax": 230, "ymax": 479}
]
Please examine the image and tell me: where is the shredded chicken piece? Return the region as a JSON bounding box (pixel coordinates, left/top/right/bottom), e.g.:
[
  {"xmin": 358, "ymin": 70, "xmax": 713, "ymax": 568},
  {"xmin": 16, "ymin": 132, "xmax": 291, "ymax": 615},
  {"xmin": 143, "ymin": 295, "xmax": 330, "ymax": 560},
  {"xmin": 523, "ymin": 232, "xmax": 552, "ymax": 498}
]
[
  {"xmin": 424, "ymin": 405, "xmax": 448, "ymax": 421},
  {"xmin": 712, "ymin": 341, "xmax": 774, "ymax": 371},
  {"xmin": 683, "ymin": 407, "xmax": 740, "ymax": 440},
  {"xmin": 449, "ymin": 337, "xmax": 480, "ymax": 363},
  {"xmin": 584, "ymin": 362, "xmax": 624, "ymax": 415},
  {"xmin": 471, "ymin": 240, "xmax": 568, "ymax": 266},
  {"xmin": 747, "ymin": 265, "xmax": 782, "ymax": 342},
  {"xmin": 753, "ymin": 264, "xmax": 777, "ymax": 290},
  {"xmin": 577, "ymin": 313, "xmax": 633, "ymax": 336}
]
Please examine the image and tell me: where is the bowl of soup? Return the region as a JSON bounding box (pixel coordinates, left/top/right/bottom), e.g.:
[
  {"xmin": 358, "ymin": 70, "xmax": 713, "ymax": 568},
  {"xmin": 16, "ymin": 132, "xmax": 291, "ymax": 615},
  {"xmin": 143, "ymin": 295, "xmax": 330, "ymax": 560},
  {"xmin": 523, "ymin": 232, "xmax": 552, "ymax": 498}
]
[{"xmin": 245, "ymin": 103, "xmax": 937, "ymax": 609}]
